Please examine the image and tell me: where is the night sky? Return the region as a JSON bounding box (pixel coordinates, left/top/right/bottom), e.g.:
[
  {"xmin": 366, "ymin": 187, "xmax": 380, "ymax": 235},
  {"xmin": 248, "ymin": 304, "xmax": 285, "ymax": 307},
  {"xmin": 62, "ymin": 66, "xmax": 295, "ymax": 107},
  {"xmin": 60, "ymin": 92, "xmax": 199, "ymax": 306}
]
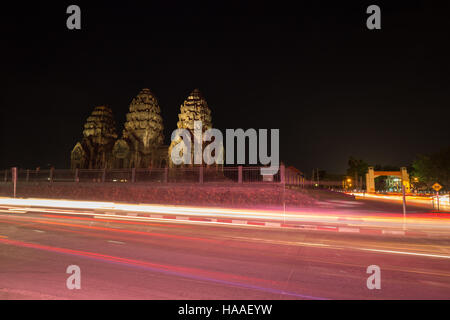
[{"xmin": 1, "ymin": 1, "xmax": 449, "ymax": 174}]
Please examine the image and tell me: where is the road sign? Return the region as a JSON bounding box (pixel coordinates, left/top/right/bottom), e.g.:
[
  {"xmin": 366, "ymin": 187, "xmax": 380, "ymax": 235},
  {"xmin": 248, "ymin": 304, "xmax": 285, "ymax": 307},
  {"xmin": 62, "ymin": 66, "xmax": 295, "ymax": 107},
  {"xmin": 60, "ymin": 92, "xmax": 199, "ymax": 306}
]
[{"xmin": 432, "ymin": 182, "xmax": 442, "ymax": 212}]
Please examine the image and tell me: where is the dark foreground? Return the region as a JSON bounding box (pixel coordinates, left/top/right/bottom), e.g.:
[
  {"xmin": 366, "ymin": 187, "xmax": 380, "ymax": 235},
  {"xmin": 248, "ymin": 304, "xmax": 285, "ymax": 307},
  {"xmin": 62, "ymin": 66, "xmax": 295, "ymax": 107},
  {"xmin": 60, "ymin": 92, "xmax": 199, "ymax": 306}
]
[{"xmin": 0, "ymin": 210, "xmax": 449, "ymax": 299}]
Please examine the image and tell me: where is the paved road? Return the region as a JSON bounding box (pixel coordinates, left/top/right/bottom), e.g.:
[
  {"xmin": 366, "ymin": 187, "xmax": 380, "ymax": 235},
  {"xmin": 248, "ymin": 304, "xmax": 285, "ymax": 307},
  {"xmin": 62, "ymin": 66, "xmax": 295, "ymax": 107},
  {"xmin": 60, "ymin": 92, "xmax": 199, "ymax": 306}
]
[
  {"xmin": 348, "ymin": 192, "xmax": 450, "ymax": 213},
  {"xmin": 2, "ymin": 196, "xmax": 449, "ymax": 234},
  {"xmin": 0, "ymin": 211, "xmax": 449, "ymax": 299}
]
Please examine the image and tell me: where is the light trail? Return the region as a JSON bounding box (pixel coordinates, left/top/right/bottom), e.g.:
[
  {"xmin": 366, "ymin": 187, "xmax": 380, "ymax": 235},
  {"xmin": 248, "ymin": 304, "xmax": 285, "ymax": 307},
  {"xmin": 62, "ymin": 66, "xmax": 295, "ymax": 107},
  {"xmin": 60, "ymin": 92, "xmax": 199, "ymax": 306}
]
[
  {"xmin": 360, "ymin": 248, "xmax": 450, "ymax": 259},
  {"xmin": 0, "ymin": 215, "xmax": 307, "ymax": 255},
  {"xmin": 350, "ymin": 192, "xmax": 450, "ymax": 211},
  {"xmin": 40, "ymin": 214, "xmax": 190, "ymax": 228},
  {"xmin": 0, "ymin": 196, "xmax": 449, "ymax": 232},
  {"xmin": 0, "ymin": 237, "xmax": 329, "ymax": 300},
  {"xmin": 0, "ymin": 216, "xmax": 222, "ymax": 244},
  {"xmin": 2, "ymin": 213, "xmax": 450, "ymax": 261},
  {"xmin": 230, "ymin": 236, "xmax": 450, "ymax": 260}
]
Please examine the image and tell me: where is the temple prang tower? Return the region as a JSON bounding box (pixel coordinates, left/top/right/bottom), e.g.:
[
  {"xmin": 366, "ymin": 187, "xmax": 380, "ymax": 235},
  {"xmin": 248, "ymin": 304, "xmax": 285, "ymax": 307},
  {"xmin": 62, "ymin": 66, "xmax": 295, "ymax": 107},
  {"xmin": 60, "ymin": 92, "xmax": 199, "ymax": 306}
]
[
  {"xmin": 71, "ymin": 105, "xmax": 118, "ymax": 169},
  {"xmin": 113, "ymin": 88, "xmax": 168, "ymax": 168}
]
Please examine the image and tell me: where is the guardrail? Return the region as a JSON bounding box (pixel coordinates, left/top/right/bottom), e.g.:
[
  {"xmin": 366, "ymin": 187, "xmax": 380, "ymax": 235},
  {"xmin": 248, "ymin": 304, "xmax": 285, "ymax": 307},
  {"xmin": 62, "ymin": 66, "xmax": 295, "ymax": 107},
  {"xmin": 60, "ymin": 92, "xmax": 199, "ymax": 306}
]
[{"xmin": 1, "ymin": 165, "xmax": 306, "ymax": 186}]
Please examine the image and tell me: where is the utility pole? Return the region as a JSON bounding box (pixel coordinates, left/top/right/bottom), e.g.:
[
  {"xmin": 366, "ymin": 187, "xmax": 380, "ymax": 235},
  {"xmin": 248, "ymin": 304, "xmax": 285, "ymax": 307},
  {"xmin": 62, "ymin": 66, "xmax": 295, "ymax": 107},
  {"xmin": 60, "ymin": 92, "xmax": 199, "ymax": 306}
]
[
  {"xmin": 436, "ymin": 190, "xmax": 440, "ymax": 212},
  {"xmin": 401, "ymin": 181, "xmax": 407, "ymax": 230},
  {"xmin": 12, "ymin": 167, "xmax": 17, "ymax": 198},
  {"xmin": 317, "ymin": 168, "xmax": 320, "ymax": 187}
]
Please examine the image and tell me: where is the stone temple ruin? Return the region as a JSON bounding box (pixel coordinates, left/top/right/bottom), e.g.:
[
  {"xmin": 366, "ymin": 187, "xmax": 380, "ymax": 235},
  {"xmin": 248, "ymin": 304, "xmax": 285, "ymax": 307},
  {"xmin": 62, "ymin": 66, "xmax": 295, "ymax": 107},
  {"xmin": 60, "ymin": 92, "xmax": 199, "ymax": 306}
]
[
  {"xmin": 71, "ymin": 88, "xmax": 216, "ymax": 169},
  {"xmin": 168, "ymin": 88, "xmax": 215, "ymax": 167},
  {"xmin": 71, "ymin": 105, "xmax": 118, "ymax": 169}
]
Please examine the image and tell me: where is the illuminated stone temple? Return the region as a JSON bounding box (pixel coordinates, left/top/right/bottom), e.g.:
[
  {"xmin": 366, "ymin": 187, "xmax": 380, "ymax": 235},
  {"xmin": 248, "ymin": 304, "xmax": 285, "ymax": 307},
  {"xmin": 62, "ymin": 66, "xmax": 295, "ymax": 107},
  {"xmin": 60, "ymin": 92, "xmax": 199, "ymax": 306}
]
[
  {"xmin": 112, "ymin": 88, "xmax": 168, "ymax": 168},
  {"xmin": 71, "ymin": 88, "xmax": 217, "ymax": 169},
  {"xmin": 168, "ymin": 88, "xmax": 218, "ymax": 167},
  {"xmin": 70, "ymin": 105, "xmax": 118, "ymax": 169}
]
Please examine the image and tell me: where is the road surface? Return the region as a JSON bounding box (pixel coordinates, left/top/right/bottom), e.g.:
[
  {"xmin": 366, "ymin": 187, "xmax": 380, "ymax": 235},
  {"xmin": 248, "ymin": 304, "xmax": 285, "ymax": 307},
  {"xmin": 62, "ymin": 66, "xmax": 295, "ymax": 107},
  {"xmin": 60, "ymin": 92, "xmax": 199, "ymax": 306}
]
[{"xmin": 0, "ymin": 209, "xmax": 449, "ymax": 299}]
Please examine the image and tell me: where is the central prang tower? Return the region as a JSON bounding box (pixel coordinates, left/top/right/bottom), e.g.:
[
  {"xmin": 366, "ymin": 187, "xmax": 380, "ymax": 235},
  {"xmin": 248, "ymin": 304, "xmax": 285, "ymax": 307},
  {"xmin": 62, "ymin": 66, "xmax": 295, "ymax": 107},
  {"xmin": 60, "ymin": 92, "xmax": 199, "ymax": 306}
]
[{"xmin": 112, "ymin": 88, "xmax": 167, "ymax": 168}]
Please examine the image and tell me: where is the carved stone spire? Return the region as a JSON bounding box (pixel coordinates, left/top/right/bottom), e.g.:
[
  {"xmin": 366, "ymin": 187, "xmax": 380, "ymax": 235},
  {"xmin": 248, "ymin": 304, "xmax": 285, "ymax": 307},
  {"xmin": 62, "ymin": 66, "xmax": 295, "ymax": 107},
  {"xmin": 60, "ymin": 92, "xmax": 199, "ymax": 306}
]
[
  {"xmin": 82, "ymin": 105, "xmax": 118, "ymax": 145},
  {"xmin": 71, "ymin": 105, "xmax": 118, "ymax": 169},
  {"xmin": 169, "ymin": 89, "xmax": 214, "ymax": 167},
  {"xmin": 123, "ymin": 88, "xmax": 164, "ymax": 148},
  {"xmin": 176, "ymin": 88, "xmax": 212, "ymax": 131},
  {"xmin": 118, "ymin": 88, "xmax": 166, "ymax": 168}
]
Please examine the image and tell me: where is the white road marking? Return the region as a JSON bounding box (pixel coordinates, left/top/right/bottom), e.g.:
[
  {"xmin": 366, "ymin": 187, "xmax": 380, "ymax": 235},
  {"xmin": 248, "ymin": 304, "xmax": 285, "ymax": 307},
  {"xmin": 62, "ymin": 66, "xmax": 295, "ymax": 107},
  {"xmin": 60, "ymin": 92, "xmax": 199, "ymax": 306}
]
[
  {"xmin": 107, "ymin": 240, "xmax": 125, "ymax": 245},
  {"xmin": 0, "ymin": 209, "xmax": 27, "ymax": 213},
  {"xmin": 229, "ymin": 236, "xmax": 450, "ymax": 259},
  {"xmin": 8, "ymin": 208, "xmax": 28, "ymax": 212},
  {"xmin": 360, "ymin": 248, "xmax": 450, "ymax": 259},
  {"xmin": 382, "ymin": 230, "xmax": 405, "ymax": 235},
  {"xmin": 338, "ymin": 227, "xmax": 360, "ymax": 233}
]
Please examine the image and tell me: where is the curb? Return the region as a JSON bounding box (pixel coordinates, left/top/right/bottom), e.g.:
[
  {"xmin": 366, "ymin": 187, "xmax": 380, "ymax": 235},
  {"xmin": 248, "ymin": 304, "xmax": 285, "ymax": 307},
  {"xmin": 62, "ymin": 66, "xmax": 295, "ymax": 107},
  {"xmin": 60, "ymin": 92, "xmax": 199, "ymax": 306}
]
[{"xmin": 114, "ymin": 211, "xmax": 437, "ymax": 238}]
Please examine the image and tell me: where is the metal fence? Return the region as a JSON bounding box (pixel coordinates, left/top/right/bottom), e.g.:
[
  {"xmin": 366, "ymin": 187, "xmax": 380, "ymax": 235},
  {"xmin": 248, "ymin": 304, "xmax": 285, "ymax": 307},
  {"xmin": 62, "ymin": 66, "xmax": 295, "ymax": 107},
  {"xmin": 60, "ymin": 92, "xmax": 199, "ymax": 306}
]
[{"xmin": 1, "ymin": 165, "xmax": 305, "ymax": 186}]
